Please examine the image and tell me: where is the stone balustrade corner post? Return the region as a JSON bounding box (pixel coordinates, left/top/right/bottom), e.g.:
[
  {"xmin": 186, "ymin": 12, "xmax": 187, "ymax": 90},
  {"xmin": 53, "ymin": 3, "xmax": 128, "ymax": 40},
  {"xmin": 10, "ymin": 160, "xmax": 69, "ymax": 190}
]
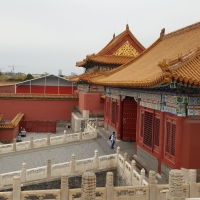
[
  {"xmin": 61, "ymin": 174, "xmax": 69, "ymax": 200},
  {"xmin": 63, "ymin": 130, "xmax": 67, "ymax": 143},
  {"xmin": 47, "ymin": 159, "xmax": 51, "ymax": 178},
  {"xmin": 116, "ymin": 146, "xmax": 120, "ymax": 164},
  {"xmin": 79, "ymin": 128, "xmax": 82, "ymax": 140},
  {"xmin": 140, "ymin": 168, "xmax": 145, "ymax": 186},
  {"xmin": 123, "ymin": 152, "xmax": 128, "ymax": 172},
  {"xmin": 21, "ymin": 162, "xmax": 27, "ymax": 182},
  {"xmin": 106, "ymin": 172, "xmax": 114, "ymax": 200},
  {"xmin": 130, "ymin": 160, "xmax": 136, "ymax": 182},
  {"xmin": 148, "ymin": 171, "xmax": 157, "ymax": 200},
  {"xmin": 81, "ymin": 172, "xmax": 96, "ymax": 200},
  {"xmin": 93, "ymin": 149, "xmax": 99, "ymax": 169},
  {"xmin": 188, "ymin": 169, "xmax": 197, "ymax": 198},
  {"xmin": 13, "ymin": 138, "xmax": 16, "ymax": 152},
  {"xmin": 167, "ymin": 169, "xmax": 184, "ymax": 200},
  {"xmin": 47, "ymin": 133, "xmax": 50, "ymax": 145},
  {"xmin": 13, "ymin": 176, "xmax": 21, "ymax": 200},
  {"xmin": 70, "ymin": 154, "xmax": 76, "ymax": 174},
  {"xmin": 30, "ymin": 136, "xmax": 34, "ymax": 149}
]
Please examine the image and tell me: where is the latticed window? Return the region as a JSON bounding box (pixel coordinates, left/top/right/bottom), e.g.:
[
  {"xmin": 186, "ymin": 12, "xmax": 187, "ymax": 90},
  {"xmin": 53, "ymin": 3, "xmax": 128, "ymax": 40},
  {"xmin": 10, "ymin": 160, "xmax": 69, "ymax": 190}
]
[
  {"xmin": 140, "ymin": 112, "xmax": 144, "ymax": 142},
  {"xmin": 140, "ymin": 109, "xmax": 161, "ymax": 152},
  {"xmin": 165, "ymin": 118, "xmax": 176, "ymax": 161},
  {"xmin": 111, "ymin": 100, "xmax": 117, "ymax": 125},
  {"xmin": 153, "ymin": 116, "xmax": 160, "ymax": 152},
  {"xmin": 143, "ymin": 111, "xmax": 153, "ymax": 148}
]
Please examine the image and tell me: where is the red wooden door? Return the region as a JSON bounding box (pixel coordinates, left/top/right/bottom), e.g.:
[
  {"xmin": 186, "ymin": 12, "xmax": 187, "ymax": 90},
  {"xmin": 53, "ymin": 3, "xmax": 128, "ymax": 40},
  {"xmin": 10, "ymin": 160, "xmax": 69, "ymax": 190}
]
[{"xmin": 122, "ymin": 97, "xmax": 137, "ymax": 141}]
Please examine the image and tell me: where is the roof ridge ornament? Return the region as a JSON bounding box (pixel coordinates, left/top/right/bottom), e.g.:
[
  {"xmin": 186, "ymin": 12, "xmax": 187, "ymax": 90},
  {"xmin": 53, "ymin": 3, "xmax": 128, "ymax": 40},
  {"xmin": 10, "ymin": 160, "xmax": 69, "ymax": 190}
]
[
  {"xmin": 113, "ymin": 33, "xmax": 115, "ymax": 39},
  {"xmin": 126, "ymin": 24, "xmax": 129, "ymax": 30},
  {"xmin": 160, "ymin": 28, "xmax": 165, "ymax": 38}
]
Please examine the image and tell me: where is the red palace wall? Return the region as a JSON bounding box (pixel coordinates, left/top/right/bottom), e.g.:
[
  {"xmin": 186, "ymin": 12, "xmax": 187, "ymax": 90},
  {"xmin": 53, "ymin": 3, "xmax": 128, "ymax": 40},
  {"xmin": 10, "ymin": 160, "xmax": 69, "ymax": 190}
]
[
  {"xmin": 136, "ymin": 105, "xmax": 200, "ymax": 171},
  {"xmin": 0, "ymin": 85, "xmax": 15, "ymax": 93},
  {"xmin": 79, "ymin": 91, "xmax": 104, "ymax": 111},
  {"xmin": 0, "ymin": 99, "xmax": 78, "ymax": 120},
  {"xmin": 16, "ymin": 85, "xmax": 77, "ymax": 94},
  {"xmin": 0, "ymin": 124, "xmax": 19, "ymax": 141},
  {"xmin": 181, "ymin": 117, "xmax": 200, "ymax": 169}
]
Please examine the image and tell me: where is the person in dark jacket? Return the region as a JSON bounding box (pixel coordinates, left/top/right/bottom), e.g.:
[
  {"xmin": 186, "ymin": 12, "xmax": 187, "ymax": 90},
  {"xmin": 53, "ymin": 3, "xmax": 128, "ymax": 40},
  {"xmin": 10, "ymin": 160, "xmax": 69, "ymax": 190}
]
[{"xmin": 110, "ymin": 132, "xmax": 116, "ymax": 149}]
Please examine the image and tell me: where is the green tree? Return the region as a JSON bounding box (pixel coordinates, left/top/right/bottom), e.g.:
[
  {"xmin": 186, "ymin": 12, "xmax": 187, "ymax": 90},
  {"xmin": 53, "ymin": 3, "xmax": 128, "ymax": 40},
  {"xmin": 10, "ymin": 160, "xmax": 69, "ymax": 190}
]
[{"xmin": 24, "ymin": 74, "xmax": 34, "ymax": 81}]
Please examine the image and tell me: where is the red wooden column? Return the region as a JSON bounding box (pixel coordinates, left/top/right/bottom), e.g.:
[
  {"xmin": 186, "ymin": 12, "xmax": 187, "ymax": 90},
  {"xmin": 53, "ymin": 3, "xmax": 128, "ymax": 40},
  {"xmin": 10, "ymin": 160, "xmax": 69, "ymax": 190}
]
[
  {"xmin": 117, "ymin": 96, "xmax": 123, "ymax": 140},
  {"xmin": 174, "ymin": 116, "xmax": 184, "ymax": 169},
  {"xmin": 158, "ymin": 111, "xmax": 165, "ymax": 174},
  {"xmin": 135, "ymin": 98, "xmax": 141, "ymax": 155}
]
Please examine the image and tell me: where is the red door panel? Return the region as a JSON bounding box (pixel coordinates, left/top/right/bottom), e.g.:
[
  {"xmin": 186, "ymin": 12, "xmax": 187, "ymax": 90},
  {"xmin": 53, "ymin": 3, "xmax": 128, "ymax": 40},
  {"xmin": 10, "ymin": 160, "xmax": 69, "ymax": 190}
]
[{"xmin": 122, "ymin": 97, "xmax": 137, "ymax": 141}]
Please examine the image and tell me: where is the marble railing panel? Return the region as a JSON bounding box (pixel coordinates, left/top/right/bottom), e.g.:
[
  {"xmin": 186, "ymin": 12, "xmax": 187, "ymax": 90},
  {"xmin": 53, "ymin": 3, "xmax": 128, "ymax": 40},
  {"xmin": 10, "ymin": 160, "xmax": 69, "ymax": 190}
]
[{"xmin": 26, "ymin": 166, "xmax": 47, "ymax": 181}]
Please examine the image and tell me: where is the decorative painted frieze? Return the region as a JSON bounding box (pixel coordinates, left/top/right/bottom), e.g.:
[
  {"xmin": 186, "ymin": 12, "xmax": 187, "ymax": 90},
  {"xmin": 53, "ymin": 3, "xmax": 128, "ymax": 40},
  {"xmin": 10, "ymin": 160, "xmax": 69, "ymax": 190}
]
[
  {"xmin": 90, "ymin": 85, "xmax": 104, "ymax": 92},
  {"xmin": 78, "ymin": 84, "xmax": 90, "ymax": 91},
  {"xmin": 140, "ymin": 100, "xmax": 161, "ymax": 110},
  {"xmin": 140, "ymin": 93, "xmax": 161, "ymax": 102}
]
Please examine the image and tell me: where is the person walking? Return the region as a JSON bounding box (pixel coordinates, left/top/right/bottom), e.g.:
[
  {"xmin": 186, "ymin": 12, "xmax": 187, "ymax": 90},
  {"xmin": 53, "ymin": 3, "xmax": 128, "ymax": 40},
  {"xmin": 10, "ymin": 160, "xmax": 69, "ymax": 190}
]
[{"xmin": 110, "ymin": 132, "xmax": 116, "ymax": 149}]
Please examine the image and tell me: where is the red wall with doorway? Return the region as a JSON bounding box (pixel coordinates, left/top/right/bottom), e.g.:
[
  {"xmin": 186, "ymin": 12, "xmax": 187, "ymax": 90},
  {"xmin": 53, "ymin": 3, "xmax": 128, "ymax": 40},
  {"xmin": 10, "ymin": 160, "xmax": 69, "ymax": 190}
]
[
  {"xmin": 0, "ymin": 85, "xmax": 15, "ymax": 93},
  {"xmin": 79, "ymin": 91, "xmax": 104, "ymax": 111},
  {"xmin": 0, "ymin": 99, "xmax": 78, "ymax": 120},
  {"xmin": 16, "ymin": 85, "xmax": 77, "ymax": 94}
]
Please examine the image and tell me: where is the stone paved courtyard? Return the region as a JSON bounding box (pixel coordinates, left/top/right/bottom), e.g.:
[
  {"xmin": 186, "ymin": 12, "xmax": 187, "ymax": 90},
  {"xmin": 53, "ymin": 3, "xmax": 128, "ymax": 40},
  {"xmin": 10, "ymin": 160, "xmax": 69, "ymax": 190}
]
[{"xmin": 0, "ymin": 140, "xmax": 105, "ymax": 174}]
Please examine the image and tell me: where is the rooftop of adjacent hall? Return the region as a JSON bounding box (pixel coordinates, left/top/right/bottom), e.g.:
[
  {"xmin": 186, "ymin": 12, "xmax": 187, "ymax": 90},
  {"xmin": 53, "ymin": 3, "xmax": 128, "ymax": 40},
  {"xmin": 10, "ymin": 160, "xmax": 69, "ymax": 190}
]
[{"xmin": 92, "ymin": 21, "xmax": 200, "ymax": 87}]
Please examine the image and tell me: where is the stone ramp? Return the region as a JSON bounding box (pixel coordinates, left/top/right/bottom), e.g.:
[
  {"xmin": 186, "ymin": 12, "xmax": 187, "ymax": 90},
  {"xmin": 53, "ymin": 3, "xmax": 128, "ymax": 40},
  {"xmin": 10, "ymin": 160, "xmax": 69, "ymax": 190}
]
[{"xmin": 0, "ymin": 140, "xmax": 106, "ymax": 174}]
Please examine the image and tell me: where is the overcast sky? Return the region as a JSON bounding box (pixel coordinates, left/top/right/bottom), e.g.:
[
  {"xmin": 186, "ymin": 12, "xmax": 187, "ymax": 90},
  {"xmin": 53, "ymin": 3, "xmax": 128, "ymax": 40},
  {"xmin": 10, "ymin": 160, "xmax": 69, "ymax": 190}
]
[{"xmin": 0, "ymin": 1, "xmax": 199, "ymax": 76}]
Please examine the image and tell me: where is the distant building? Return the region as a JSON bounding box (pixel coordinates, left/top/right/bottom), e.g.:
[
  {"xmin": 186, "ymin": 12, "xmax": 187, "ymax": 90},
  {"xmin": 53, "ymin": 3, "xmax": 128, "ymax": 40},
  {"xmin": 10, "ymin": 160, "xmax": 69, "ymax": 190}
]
[
  {"xmin": 58, "ymin": 69, "xmax": 62, "ymax": 76},
  {"xmin": 71, "ymin": 72, "xmax": 77, "ymax": 76}
]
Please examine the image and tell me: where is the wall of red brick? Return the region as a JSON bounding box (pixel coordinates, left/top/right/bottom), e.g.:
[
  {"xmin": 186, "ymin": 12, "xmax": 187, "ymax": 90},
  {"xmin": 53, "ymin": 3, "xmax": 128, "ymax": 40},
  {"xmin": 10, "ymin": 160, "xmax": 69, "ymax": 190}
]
[
  {"xmin": 0, "ymin": 85, "xmax": 15, "ymax": 93},
  {"xmin": 79, "ymin": 91, "xmax": 104, "ymax": 111},
  {"xmin": 0, "ymin": 99, "xmax": 78, "ymax": 120},
  {"xmin": 0, "ymin": 124, "xmax": 19, "ymax": 141},
  {"xmin": 181, "ymin": 117, "xmax": 200, "ymax": 169},
  {"xmin": 16, "ymin": 85, "xmax": 77, "ymax": 94}
]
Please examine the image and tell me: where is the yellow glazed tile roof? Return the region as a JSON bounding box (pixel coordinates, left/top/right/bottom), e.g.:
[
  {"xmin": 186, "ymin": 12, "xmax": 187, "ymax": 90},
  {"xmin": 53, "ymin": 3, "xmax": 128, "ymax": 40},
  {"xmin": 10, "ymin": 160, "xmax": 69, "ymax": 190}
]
[
  {"xmin": 76, "ymin": 25, "xmax": 145, "ymax": 67},
  {"xmin": 92, "ymin": 22, "xmax": 200, "ymax": 87},
  {"xmin": 70, "ymin": 71, "xmax": 108, "ymax": 83},
  {"xmin": 76, "ymin": 55, "xmax": 134, "ymax": 66},
  {"xmin": 0, "ymin": 93, "xmax": 78, "ymax": 100},
  {"xmin": 0, "ymin": 112, "xmax": 24, "ymax": 129}
]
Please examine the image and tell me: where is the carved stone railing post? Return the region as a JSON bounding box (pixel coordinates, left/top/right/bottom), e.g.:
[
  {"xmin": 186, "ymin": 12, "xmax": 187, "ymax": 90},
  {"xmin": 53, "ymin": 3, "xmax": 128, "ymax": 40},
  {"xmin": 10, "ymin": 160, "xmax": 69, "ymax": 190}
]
[
  {"xmin": 93, "ymin": 150, "xmax": 99, "ymax": 169},
  {"xmin": 106, "ymin": 172, "xmax": 114, "ymax": 200},
  {"xmin": 81, "ymin": 172, "xmax": 96, "ymax": 200},
  {"xmin": 79, "ymin": 128, "xmax": 82, "ymax": 140},
  {"xmin": 167, "ymin": 169, "xmax": 184, "ymax": 200},
  {"xmin": 140, "ymin": 168, "xmax": 145, "ymax": 186},
  {"xmin": 116, "ymin": 146, "xmax": 120, "ymax": 164},
  {"xmin": 188, "ymin": 169, "xmax": 197, "ymax": 198},
  {"xmin": 21, "ymin": 162, "xmax": 26, "ymax": 182},
  {"xmin": 123, "ymin": 152, "xmax": 128, "ymax": 172},
  {"xmin": 30, "ymin": 136, "xmax": 34, "ymax": 149},
  {"xmin": 96, "ymin": 118, "xmax": 98, "ymax": 127},
  {"xmin": 149, "ymin": 171, "xmax": 157, "ymax": 200},
  {"xmin": 47, "ymin": 133, "xmax": 50, "ymax": 145},
  {"xmin": 94, "ymin": 126, "xmax": 97, "ymax": 138},
  {"xmin": 70, "ymin": 154, "xmax": 76, "ymax": 174},
  {"xmin": 61, "ymin": 174, "xmax": 69, "ymax": 200},
  {"xmin": 13, "ymin": 138, "xmax": 16, "ymax": 151},
  {"xmin": 47, "ymin": 159, "xmax": 51, "ymax": 178},
  {"xmin": 63, "ymin": 130, "xmax": 67, "ymax": 143},
  {"xmin": 13, "ymin": 176, "xmax": 21, "ymax": 200},
  {"xmin": 130, "ymin": 160, "xmax": 136, "ymax": 182}
]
